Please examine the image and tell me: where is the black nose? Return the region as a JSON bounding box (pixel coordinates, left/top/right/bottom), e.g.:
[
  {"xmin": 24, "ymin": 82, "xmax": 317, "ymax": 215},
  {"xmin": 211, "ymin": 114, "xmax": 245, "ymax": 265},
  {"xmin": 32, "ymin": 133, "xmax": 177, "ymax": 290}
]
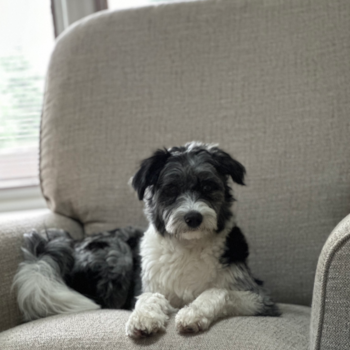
[{"xmin": 184, "ymin": 211, "xmax": 203, "ymax": 228}]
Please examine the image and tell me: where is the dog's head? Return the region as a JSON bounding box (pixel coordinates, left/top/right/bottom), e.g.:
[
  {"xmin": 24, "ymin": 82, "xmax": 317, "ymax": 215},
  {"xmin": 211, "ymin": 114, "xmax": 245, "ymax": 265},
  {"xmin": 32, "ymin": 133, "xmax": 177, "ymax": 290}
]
[{"xmin": 132, "ymin": 142, "xmax": 245, "ymax": 240}]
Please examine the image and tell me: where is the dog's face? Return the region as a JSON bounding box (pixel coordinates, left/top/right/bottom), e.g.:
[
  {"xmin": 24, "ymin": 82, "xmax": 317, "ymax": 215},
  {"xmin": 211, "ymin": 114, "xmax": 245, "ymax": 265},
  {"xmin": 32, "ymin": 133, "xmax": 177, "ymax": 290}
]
[{"xmin": 132, "ymin": 142, "xmax": 245, "ymax": 240}]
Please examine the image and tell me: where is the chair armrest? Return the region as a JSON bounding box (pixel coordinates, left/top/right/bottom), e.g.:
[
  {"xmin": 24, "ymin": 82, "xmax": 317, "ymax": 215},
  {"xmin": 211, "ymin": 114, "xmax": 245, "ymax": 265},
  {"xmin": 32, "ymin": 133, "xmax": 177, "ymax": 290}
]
[
  {"xmin": 310, "ymin": 214, "xmax": 350, "ymax": 350},
  {"xmin": 0, "ymin": 212, "xmax": 84, "ymax": 333}
]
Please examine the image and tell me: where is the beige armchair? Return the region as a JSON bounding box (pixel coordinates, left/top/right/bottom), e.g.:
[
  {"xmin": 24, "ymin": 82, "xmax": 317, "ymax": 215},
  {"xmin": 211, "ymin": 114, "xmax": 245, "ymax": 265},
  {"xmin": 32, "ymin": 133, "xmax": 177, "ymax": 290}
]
[{"xmin": 1, "ymin": 1, "xmax": 349, "ymax": 349}]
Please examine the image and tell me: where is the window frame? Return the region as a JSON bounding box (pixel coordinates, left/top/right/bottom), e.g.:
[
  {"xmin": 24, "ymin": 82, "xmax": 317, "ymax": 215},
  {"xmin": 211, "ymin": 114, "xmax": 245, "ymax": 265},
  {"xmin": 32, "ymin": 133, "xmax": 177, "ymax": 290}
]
[{"xmin": 51, "ymin": 0, "xmax": 108, "ymax": 37}]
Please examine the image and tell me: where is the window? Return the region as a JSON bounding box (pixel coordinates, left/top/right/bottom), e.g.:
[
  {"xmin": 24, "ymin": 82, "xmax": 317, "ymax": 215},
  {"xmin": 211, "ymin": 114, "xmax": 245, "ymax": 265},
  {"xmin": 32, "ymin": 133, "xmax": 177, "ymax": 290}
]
[
  {"xmin": 0, "ymin": 0, "xmax": 106, "ymax": 213},
  {"xmin": 0, "ymin": 0, "xmax": 55, "ymax": 189}
]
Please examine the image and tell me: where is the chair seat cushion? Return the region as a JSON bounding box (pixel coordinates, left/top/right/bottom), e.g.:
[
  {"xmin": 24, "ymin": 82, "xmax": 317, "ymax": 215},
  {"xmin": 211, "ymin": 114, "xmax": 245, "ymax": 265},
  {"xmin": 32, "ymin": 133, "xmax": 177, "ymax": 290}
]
[{"xmin": 0, "ymin": 304, "xmax": 309, "ymax": 349}]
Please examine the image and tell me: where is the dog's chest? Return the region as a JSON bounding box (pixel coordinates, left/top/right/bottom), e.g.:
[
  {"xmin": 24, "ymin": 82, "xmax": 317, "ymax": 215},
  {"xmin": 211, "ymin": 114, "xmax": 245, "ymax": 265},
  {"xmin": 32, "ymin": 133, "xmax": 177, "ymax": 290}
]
[{"xmin": 140, "ymin": 229, "xmax": 225, "ymax": 307}]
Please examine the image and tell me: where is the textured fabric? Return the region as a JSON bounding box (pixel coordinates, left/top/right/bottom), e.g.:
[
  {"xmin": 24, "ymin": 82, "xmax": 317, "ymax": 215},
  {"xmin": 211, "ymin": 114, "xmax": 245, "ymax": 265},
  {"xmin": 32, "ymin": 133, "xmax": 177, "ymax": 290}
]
[
  {"xmin": 0, "ymin": 213, "xmax": 84, "ymax": 333},
  {"xmin": 310, "ymin": 214, "xmax": 350, "ymax": 350},
  {"xmin": 0, "ymin": 304, "xmax": 309, "ymax": 350},
  {"xmin": 40, "ymin": 0, "xmax": 350, "ymax": 306}
]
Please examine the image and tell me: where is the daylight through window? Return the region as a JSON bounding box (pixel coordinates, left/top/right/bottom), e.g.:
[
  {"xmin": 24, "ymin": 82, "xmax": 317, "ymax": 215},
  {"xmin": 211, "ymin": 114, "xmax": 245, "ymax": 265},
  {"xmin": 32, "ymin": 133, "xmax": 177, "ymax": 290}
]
[{"xmin": 0, "ymin": 0, "xmax": 54, "ymax": 188}]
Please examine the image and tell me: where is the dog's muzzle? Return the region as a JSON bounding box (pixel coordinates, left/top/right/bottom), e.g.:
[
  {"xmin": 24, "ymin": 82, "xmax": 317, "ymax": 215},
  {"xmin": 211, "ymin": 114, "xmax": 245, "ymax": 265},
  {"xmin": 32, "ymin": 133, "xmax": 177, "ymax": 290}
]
[{"xmin": 164, "ymin": 198, "xmax": 218, "ymax": 239}]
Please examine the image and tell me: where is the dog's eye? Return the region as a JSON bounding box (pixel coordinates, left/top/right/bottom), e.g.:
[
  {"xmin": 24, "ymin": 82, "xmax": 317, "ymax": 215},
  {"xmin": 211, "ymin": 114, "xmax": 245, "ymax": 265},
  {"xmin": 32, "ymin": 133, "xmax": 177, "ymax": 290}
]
[
  {"xmin": 202, "ymin": 185, "xmax": 213, "ymax": 192},
  {"xmin": 202, "ymin": 182, "xmax": 220, "ymax": 193},
  {"xmin": 163, "ymin": 186, "xmax": 178, "ymax": 196}
]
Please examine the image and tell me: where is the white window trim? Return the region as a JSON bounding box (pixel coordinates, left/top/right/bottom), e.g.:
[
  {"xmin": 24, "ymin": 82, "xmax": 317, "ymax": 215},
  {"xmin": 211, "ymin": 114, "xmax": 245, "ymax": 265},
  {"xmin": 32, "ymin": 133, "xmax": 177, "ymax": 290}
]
[{"xmin": 0, "ymin": 186, "xmax": 47, "ymax": 213}]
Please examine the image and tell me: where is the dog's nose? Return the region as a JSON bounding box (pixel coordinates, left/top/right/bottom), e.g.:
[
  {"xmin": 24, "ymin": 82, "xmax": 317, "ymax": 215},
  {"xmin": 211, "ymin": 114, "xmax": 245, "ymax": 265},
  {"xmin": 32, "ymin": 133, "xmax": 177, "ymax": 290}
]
[{"xmin": 184, "ymin": 211, "xmax": 203, "ymax": 228}]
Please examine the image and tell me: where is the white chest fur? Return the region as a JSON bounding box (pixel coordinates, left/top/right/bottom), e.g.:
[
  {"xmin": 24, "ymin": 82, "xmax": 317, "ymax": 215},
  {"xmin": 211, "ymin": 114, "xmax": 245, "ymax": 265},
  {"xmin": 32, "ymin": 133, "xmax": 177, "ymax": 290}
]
[{"xmin": 140, "ymin": 225, "xmax": 230, "ymax": 308}]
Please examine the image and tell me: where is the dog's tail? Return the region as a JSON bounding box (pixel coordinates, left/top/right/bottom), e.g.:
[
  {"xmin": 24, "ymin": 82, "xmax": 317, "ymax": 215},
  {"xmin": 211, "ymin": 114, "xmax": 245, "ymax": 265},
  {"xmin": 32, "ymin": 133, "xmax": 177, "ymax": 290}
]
[{"xmin": 13, "ymin": 230, "xmax": 100, "ymax": 321}]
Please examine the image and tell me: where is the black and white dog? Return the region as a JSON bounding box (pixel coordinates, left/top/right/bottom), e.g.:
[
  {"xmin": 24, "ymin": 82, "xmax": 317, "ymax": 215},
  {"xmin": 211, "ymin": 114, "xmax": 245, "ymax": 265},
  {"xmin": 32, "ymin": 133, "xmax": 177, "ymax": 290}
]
[
  {"xmin": 125, "ymin": 142, "xmax": 279, "ymax": 337},
  {"xmin": 13, "ymin": 227, "xmax": 143, "ymax": 321},
  {"xmin": 13, "ymin": 142, "xmax": 279, "ymax": 336}
]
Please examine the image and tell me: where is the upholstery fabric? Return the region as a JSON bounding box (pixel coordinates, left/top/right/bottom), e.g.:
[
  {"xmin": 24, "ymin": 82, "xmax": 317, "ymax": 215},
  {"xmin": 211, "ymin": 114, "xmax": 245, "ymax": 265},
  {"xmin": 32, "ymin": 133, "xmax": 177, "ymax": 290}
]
[
  {"xmin": 310, "ymin": 214, "xmax": 350, "ymax": 350},
  {"xmin": 40, "ymin": 0, "xmax": 350, "ymax": 306},
  {"xmin": 0, "ymin": 213, "xmax": 84, "ymax": 333},
  {"xmin": 0, "ymin": 304, "xmax": 310, "ymax": 350}
]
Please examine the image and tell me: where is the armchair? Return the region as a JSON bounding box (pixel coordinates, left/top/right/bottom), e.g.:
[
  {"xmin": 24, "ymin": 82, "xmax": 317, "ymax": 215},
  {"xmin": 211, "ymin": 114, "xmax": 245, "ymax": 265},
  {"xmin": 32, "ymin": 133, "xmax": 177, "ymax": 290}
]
[{"xmin": 1, "ymin": 1, "xmax": 349, "ymax": 349}]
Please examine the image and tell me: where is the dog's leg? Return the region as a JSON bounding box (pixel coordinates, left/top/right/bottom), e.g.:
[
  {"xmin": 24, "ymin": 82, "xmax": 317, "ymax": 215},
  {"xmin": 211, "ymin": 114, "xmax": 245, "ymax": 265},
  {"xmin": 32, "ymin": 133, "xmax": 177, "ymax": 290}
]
[
  {"xmin": 126, "ymin": 292, "xmax": 176, "ymax": 338},
  {"xmin": 175, "ymin": 288, "xmax": 278, "ymax": 333}
]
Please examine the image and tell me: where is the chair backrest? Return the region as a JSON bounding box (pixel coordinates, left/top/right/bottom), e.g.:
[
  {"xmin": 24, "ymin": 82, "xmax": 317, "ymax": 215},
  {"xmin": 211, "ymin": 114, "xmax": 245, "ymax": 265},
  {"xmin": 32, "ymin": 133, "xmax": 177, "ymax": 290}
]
[{"xmin": 40, "ymin": 0, "xmax": 350, "ymax": 306}]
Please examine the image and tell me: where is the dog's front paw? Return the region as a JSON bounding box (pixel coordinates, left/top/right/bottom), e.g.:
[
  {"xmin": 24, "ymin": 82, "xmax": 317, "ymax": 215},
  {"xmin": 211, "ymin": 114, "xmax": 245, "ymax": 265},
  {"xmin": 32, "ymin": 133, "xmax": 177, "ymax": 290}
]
[
  {"xmin": 126, "ymin": 309, "xmax": 168, "ymax": 338},
  {"xmin": 175, "ymin": 306, "xmax": 210, "ymax": 334}
]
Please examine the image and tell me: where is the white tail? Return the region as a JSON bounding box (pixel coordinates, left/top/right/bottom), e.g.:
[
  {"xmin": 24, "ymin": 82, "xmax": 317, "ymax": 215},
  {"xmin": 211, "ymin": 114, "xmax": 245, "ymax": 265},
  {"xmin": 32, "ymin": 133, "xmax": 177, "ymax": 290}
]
[{"xmin": 13, "ymin": 259, "xmax": 100, "ymax": 321}]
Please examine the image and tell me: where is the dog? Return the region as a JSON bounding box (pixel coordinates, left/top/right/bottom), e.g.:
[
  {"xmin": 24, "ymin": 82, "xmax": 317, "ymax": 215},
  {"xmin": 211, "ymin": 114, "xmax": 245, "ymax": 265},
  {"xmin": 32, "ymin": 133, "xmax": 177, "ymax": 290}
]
[
  {"xmin": 125, "ymin": 142, "xmax": 280, "ymax": 338},
  {"xmin": 13, "ymin": 227, "xmax": 143, "ymax": 321},
  {"xmin": 13, "ymin": 141, "xmax": 279, "ymax": 335}
]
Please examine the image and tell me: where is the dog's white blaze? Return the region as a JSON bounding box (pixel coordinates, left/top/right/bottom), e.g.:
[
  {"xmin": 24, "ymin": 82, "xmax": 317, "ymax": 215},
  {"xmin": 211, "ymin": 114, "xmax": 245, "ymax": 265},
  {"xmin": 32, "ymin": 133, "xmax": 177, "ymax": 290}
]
[
  {"xmin": 13, "ymin": 259, "xmax": 100, "ymax": 321},
  {"xmin": 165, "ymin": 196, "xmax": 217, "ymax": 240}
]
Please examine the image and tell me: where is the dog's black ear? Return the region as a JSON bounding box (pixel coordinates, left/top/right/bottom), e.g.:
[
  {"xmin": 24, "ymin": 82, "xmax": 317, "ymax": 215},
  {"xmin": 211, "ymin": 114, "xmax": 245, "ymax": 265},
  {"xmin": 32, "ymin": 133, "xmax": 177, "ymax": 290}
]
[
  {"xmin": 132, "ymin": 149, "xmax": 171, "ymax": 200},
  {"xmin": 210, "ymin": 148, "xmax": 246, "ymax": 185}
]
